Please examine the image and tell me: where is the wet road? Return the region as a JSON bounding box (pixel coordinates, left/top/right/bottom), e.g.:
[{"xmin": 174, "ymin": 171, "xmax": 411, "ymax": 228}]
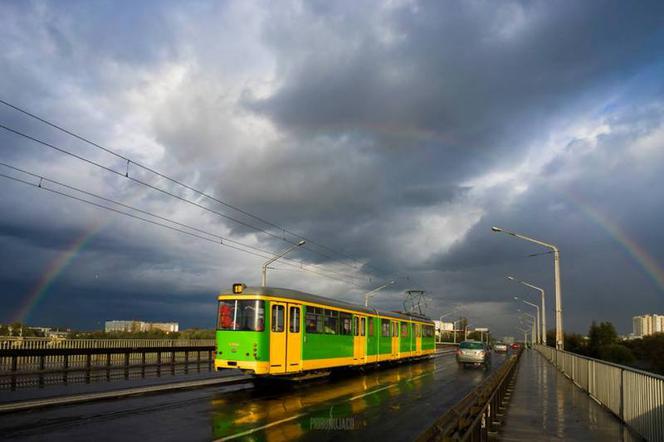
[{"xmin": 0, "ymin": 352, "xmax": 509, "ymax": 442}]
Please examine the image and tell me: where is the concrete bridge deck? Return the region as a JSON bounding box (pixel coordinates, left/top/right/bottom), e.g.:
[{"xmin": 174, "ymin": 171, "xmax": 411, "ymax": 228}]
[{"xmin": 496, "ymin": 349, "xmax": 639, "ymax": 441}]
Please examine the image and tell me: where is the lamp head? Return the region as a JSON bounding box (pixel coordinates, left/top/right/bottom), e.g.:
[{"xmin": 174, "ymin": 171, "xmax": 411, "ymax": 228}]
[
  {"xmin": 506, "ymin": 276, "xmax": 515, "ymax": 281},
  {"xmin": 297, "ymin": 240, "xmax": 306, "ymax": 246},
  {"xmin": 491, "ymin": 226, "xmax": 503, "ymax": 232}
]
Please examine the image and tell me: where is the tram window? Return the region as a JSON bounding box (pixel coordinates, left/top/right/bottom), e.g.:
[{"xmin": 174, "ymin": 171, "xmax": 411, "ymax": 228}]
[
  {"xmin": 381, "ymin": 319, "xmax": 390, "ymax": 337},
  {"xmin": 352, "ymin": 317, "xmax": 359, "ymax": 336},
  {"xmin": 217, "ymin": 300, "xmax": 265, "ymax": 332},
  {"xmin": 305, "ymin": 307, "xmax": 328, "ymax": 333},
  {"xmin": 272, "ymin": 305, "xmax": 285, "ymax": 332},
  {"xmin": 360, "ymin": 318, "xmax": 366, "ymax": 336},
  {"xmin": 340, "ymin": 313, "xmax": 352, "ymax": 335},
  {"xmin": 401, "ymin": 323, "xmax": 408, "ymax": 337},
  {"xmin": 289, "ymin": 307, "xmax": 300, "ymax": 333},
  {"xmin": 368, "ymin": 319, "xmax": 374, "ymax": 337},
  {"xmin": 305, "ymin": 312, "xmax": 317, "ymax": 333},
  {"xmin": 324, "ymin": 314, "xmax": 338, "ymax": 334}
]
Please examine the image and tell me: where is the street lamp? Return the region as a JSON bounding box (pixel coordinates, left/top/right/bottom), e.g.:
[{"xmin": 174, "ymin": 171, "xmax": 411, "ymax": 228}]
[
  {"xmin": 518, "ymin": 311, "xmax": 536, "ymax": 347},
  {"xmin": 492, "ymin": 226, "xmax": 563, "ymax": 350},
  {"xmin": 452, "ymin": 318, "xmax": 464, "ymax": 344},
  {"xmin": 507, "ymin": 276, "xmax": 546, "ymax": 345},
  {"xmin": 515, "ymin": 297, "xmax": 540, "ymax": 344},
  {"xmin": 516, "ymin": 327, "xmax": 530, "ymax": 347},
  {"xmin": 437, "ymin": 310, "xmax": 460, "ymax": 343},
  {"xmin": 363, "ymin": 280, "xmax": 396, "ymax": 307},
  {"xmin": 261, "ymin": 240, "xmax": 306, "ymax": 287}
]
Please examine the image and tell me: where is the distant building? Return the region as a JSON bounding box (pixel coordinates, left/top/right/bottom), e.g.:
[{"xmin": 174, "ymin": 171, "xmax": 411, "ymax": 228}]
[
  {"xmin": 433, "ymin": 321, "xmax": 455, "ymax": 337},
  {"xmin": 105, "ymin": 320, "xmax": 179, "ymax": 333},
  {"xmin": 149, "ymin": 322, "xmax": 180, "ymax": 333},
  {"xmin": 29, "ymin": 327, "xmax": 70, "ymax": 338},
  {"xmin": 632, "ymin": 314, "xmax": 664, "ymax": 337}
]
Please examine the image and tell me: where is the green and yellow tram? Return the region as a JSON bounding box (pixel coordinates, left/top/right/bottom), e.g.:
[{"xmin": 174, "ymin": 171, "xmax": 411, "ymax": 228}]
[{"xmin": 215, "ymin": 284, "xmax": 436, "ymax": 376}]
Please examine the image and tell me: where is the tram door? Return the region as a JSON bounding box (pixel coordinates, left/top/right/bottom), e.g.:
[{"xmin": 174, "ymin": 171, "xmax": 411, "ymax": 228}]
[
  {"xmin": 391, "ymin": 320, "xmax": 399, "ymax": 358},
  {"xmin": 353, "ymin": 315, "xmax": 367, "ymax": 363},
  {"xmin": 416, "ymin": 324, "xmax": 422, "ymax": 356},
  {"xmin": 286, "ymin": 304, "xmax": 302, "ymax": 372},
  {"xmin": 269, "ymin": 302, "xmax": 287, "ymax": 374}
]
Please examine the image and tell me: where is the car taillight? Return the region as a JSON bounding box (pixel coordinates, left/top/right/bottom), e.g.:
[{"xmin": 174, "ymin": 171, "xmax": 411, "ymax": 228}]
[{"xmin": 479, "ymin": 351, "xmax": 485, "ymax": 356}]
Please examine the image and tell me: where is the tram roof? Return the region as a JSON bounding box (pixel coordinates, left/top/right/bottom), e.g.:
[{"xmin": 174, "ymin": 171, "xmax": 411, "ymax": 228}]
[{"xmin": 221, "ymin": 286, "xmax": 433, "ymax": 323}]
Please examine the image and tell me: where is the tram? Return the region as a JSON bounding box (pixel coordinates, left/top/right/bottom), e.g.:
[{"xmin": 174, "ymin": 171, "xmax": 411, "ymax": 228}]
[{"xmin": 215, "ymin": 284, "xmax": 436, "ymax": 376}]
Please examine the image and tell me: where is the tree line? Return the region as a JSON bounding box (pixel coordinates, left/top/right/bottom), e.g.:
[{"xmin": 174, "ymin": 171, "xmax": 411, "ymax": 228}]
[
  {"xmin": 0, "ymin": 323, "xmax": 216, "ymax": 340},
  {"xmin": 547, "ymin": 321, "xmax": 664, "ymax": 375}
]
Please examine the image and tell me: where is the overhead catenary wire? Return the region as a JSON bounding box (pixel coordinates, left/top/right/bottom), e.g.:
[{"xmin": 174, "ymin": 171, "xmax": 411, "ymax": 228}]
[
  {"xmin": 0, "ymin": 122, "xmax": 377, "ymax": 279},
  {"xmin": 0, "ymin": 163, "xmax": 366, "ymax": 288},
  {"xmin": 0, "ymin": 97, "xmax": 381, "ymax": 274}
]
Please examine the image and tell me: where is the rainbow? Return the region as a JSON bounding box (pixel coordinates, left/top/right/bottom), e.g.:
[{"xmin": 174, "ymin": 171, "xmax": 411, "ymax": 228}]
[
  {"xmin": 12, "ymin": 222, "xmax": 104, "ymax": 324},
  {"xmin": 564, "ymin": 191, "xmax": 664, "ymax": 292}
]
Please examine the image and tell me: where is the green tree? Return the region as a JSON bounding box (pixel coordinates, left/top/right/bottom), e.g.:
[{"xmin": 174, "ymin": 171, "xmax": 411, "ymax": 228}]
[
  {"xmin": 466, "ymin": 331, "xmax": 482, "ymax": 341},
  {"xmin": 9, "ymin": 322, "xmax": 23, "ymax": 337},
  {"xmin": 179, "ymin": 328, "xmax": 215, "ymax": 339},
  {"xmin": 588, "ymin": 321, "xmax": 618, "ymax": 357},
  {"xmin": 599, "ymin": 344, "xmax": 635, "ymax": 365},
  {"xmin": 564, "ymin": 333, "xmax": 588, "ymax": 355},
  {"xmin": 625, "ymin": 333, "xmax": 664, "ymax": 375},
  {"xmin": 0, "ymin": 324, "xmax": 9, "ymax": 336}
]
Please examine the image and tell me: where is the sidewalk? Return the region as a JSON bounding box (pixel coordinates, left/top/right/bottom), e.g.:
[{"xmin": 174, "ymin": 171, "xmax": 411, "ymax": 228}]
[{"xmin": 497, "ymin": 349, "xmax": 639, "ymax": 441}]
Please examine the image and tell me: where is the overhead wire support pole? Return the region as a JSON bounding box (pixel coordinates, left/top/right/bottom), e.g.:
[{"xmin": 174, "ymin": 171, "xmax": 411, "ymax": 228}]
[
  {"xmin": 261, "ymin": 241, "xmax": 305, "ymax": 287},
  {"xmin": 363, "ymin": 280, "xmax": 396, "ymax": 307}
]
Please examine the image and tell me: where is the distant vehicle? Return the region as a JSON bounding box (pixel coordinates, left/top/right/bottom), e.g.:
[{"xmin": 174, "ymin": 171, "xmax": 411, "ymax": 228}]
[
  {"xmin": 456, "ymin": 340, "xmax": 490, "ymax": 368},
  {"xmin": 502, "ymin": 336, "xmax": 515, "ymax": 345},
  {"xmin": 511, "ymin": 343, "xmax": 521, "ymax": 350},
  {"xmin": 494, "ymin": 342, "xmax": 508, "ymax": 352}
]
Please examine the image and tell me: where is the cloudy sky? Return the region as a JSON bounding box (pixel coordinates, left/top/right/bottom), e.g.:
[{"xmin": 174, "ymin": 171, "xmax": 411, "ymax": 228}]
[{"xmin": 0, "ymin": 0, "xmax": 663, "ymax": 337}]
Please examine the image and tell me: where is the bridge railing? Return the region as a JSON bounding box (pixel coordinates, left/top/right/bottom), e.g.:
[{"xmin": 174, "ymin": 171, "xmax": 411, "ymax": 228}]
[
  {"xmin": 0, "ymin": 337, "xmax": 215, "ymax": 350},
  {"xmin": 0, "ymin": 338, "xmax": 217, "ymax": 391},
  {"xmin": 417, "ymin": 349, "xmax": 523, "ymax": 441},
  {"xmin": 536, "ymin": 344, "xmax": 664, "ymax": 442}
]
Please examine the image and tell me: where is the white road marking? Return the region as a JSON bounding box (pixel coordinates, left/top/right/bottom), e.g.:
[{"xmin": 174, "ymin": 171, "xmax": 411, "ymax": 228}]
[
  {"xmin": 349, "ymin": 384, "xmax": 395, "ymax": 401},
  {"xmin": 214, "ymin": 413, "xmax": 307, "ymax": 441}
]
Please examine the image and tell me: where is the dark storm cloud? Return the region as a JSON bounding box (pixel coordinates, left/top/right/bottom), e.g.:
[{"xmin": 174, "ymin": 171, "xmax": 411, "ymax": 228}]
[
  {"xmin": 249, "ymin": 1, "xmax": 663, "ymax": 151},
  {"xmin": 0, "ymin": 0, "xmax": 663, "ymax": 337}
]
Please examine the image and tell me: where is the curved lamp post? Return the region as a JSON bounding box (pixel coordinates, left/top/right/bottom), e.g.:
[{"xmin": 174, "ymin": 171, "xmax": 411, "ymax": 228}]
[
  {"xmin": 492, "ymin": 227, "xmax": 563, "ymax": 350},
  {"xmin": 518, "ymin": 312, "xmax": 536, "ymax": 347},
  {"xmin": 515, "ymin": 297, "xmax": 540, "ymax": 344},
  {"xmin": 507, "ymin": 276, "xmax": 546, "ymax": 345}
]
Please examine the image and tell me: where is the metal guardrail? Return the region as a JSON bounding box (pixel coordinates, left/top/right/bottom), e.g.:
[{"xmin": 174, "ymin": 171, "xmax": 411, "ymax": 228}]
[
  {"xmin": 0, "ymin": 339, "xmax": 216, "ymax": 391},
  {"xmin": 536, "ymin": 345, "xmax": 664, "ymax": 442},
  {"xmin": 0, "ymin": 337, "xmax": 215, "ymax": 349},
  {"xmin": 417, "ymin": 349, "xmax": 523, "ymax": 441}
]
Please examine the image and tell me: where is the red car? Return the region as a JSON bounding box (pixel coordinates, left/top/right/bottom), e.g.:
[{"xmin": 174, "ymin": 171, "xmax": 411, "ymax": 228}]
[{"xmin": 511, "ymin": 343, "xmax": 521, "ymax": 350}]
